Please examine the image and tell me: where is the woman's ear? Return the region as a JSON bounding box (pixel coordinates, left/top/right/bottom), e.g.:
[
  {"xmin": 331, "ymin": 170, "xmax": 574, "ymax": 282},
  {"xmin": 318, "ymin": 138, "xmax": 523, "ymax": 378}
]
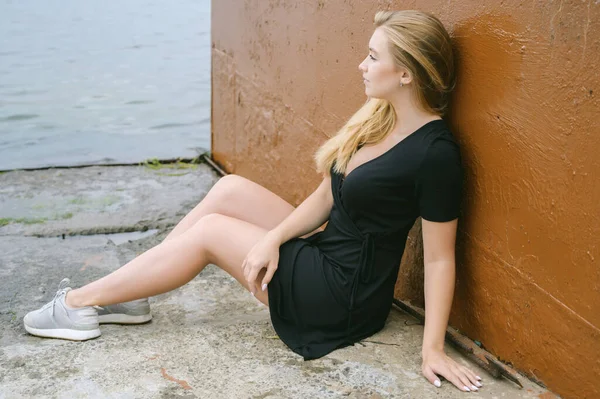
[{"xmin": 399, "ymin": 69, "xmax": 413, "ymax": 86}]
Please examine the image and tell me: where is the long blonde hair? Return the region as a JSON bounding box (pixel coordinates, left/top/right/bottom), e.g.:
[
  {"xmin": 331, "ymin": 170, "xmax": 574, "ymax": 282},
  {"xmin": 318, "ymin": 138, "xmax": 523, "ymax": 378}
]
[{"xmin": 314, "ymin": 10, "xmax": 456, "ymax": 175}]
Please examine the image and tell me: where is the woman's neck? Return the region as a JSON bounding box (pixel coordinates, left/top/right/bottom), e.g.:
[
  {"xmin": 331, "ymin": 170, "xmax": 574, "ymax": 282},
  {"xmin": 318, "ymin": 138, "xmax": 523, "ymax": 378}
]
[{"xmin": 388, "ymin": 93, "xmax": 441, "ymax": 136}]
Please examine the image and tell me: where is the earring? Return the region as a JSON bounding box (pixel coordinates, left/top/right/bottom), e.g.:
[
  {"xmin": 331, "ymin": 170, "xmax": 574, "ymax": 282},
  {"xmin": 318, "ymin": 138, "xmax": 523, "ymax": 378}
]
[{"xmin": 400, "ymin": 82, "xmax": 404, "ymax": 87}]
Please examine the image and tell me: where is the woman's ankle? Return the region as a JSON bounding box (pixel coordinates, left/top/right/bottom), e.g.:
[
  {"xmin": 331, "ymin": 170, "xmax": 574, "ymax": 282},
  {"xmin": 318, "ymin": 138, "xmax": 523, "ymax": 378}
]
[{"xmin": 64, "ymin": 289, "xmax": 86, "ymax": 309}]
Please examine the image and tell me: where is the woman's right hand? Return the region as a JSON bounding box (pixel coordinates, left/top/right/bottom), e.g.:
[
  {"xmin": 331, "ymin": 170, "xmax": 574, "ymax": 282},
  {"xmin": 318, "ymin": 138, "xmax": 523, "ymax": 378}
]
[{"xmin": 241, "ymin": 232, "xmax": 281, "ymax": 296}]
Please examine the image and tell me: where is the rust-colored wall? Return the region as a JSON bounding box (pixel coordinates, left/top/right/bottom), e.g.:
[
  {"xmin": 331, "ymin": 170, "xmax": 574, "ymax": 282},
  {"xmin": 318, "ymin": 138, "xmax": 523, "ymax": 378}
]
[{"xmin": 211, "ymin": 1, "xmax": 600, "ymax": 398}]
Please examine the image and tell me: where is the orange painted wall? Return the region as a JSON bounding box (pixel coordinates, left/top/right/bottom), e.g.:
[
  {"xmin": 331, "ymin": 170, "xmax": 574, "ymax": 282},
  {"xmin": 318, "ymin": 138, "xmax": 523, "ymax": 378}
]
[{"xmin": 211, "ymin": 1, "xmax": 600, "ymax": 398}]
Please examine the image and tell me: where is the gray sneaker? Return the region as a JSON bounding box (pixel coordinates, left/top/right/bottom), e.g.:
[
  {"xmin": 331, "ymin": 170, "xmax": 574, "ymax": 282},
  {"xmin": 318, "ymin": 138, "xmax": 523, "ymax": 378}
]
[
  {"xmin": 97, "ymin": 298, "xmax": 152, "ymax": 324},
  {"xmin": 23, "ymin": 278, "xmax": 101, "ymax": 341}
]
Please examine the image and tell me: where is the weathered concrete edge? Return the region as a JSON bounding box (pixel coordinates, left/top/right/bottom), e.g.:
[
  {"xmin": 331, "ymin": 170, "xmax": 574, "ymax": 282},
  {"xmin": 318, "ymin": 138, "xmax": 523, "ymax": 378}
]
[{"xmin": 0, "ymin": 153, "xmax": 211, "ymax": 174}]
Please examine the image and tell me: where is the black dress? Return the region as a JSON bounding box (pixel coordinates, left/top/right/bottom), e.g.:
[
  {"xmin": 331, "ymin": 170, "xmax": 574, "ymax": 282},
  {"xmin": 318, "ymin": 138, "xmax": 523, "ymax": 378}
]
[{"xmin": 267, "ymin": 119, "xmax": 463, "ymax": 360}]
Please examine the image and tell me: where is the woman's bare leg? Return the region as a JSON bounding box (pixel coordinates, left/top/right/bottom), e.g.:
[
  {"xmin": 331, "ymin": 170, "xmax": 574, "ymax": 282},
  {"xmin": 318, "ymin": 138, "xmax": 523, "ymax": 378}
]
[
  {"xmin": 64, "ymin": 174, "xmax": 323, "ymax": 309},
  {"xmin": 66, "ymin": 214, "xmax": 273, "ymax": 307},
  {"xmin": 163, "ymin": 174, "xmax": 297, "ymax": 241}
]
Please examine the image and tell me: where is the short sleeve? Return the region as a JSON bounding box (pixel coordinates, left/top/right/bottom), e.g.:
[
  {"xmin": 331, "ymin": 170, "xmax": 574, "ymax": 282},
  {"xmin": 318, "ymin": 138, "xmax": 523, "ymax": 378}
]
[{"xmin": 415, "ymin": 138, "xmax": 463, "ymax": 222}]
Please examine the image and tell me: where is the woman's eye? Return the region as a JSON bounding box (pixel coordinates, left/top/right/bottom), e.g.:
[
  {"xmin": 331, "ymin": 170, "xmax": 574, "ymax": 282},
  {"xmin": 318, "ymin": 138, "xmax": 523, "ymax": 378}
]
[{"xmin": 369, "ymin": 54, "xmax": 376, "ymax": 61}]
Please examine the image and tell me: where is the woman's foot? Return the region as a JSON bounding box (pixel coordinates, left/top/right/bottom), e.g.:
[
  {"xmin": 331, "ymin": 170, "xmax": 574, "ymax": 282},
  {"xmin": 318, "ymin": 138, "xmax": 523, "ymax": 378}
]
[
  {"xmin": 23, "ymin": 278, "xmax": 101, "ymax": 341},
  {"xmin": 97, "ymin": 298, "xmax": 152, "ymax": 325}
]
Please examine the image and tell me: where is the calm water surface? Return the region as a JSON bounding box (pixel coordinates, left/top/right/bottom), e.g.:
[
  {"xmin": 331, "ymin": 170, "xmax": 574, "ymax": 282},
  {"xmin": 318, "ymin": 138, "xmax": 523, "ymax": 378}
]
[{"xmin": 0, "ymin": 0, "xmax": 210, "ymax": 170}]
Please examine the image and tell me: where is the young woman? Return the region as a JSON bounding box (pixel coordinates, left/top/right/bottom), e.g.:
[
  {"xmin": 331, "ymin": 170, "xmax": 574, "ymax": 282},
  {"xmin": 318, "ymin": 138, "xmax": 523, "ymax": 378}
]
[{"xmin": 24, "ymin": 10, "xmax": 483, "ymax": 393}]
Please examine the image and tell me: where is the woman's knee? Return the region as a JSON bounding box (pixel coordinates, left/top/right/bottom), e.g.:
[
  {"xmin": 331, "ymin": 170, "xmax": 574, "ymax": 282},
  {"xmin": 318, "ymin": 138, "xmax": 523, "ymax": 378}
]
[
  {"xmin": 207, "ymin": 174, "xmax": 246, "ymax": 207},
  {"xmin": 188, "ymin": 213, "xmax": 225, "ymax": 261},
  {"xmin": 191, "ymin": 213, "xmax": 223, "ymax": 233},
  {"xmin": 211, "ymin": 174, "xmax": 246, "ymax": 196}
]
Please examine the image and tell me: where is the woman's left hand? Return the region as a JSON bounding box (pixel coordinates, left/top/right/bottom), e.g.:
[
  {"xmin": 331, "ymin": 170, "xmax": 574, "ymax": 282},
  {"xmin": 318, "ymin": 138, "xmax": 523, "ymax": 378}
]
[{"xmin": 421, "ymin": 349, "xmax": 483, "ymax": 393}]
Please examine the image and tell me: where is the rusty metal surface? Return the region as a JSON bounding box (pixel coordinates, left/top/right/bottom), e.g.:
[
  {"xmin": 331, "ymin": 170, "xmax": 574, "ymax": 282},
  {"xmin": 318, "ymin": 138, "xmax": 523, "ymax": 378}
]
[{"xmin": 211, "ymin": 1, "xmax": 600, "ymax": 398}]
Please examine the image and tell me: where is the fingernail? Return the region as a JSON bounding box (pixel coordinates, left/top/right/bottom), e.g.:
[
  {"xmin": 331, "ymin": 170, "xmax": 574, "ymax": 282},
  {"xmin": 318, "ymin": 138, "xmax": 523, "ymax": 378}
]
[
  {"xmin": 471, "ymin": 385, "xmax": 478, "ymax": 391},
  {"xmin": 262, "ymin": 283, "xmax": 267, "ymax": 291},
  {"xmin": 476, "ymin": 376, "xmax": 481, "ymax": 380},
  {"xmin": 464, "ymin": 386, "xmax": 470, "ymax": 392},
  {"xmin": 476, "ymin": 381, "xmax": 482, "ymax": 387},
  {"xmin": 250, "ymin": 292, "xmax": 255, "ymax": 296},
  {"xmin": 434, "ymin": 380, "xmax": 441, "ymax": 387}
]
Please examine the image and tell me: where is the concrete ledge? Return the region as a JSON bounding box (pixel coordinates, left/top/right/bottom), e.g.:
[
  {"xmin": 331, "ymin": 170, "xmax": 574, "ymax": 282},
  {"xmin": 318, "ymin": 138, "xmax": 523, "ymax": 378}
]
[{"xmin": 0, "ymin": 163, "xmax": 218, "ymax": 237}]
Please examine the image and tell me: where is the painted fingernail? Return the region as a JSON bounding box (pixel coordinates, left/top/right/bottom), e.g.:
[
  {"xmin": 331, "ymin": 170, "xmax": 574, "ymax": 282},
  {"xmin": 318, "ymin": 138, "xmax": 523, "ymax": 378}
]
[
  {"xmin": 434, "ymin": 380, "xmax": 441, "ymax": 387},
  {"xmin": 250, "ymin": 292, "xmax": 255, "ymax": 297},
  {"xmin": 471, "ymin": 385, "xmax": 478, "ymax": 391},
  {"xmin": 476, "ymin": 376, "xmax": 482, "ymax": 380},
  {"xmin": 464, "ymin": 386, "xmax": 470, "ymax": 392},
  {"xmin": 476, "ymin": 381, "xmax": 482, "ymax": 387},
  {"xmin": 262, "ymin": 283, "xmax": 267, "ymax": 291}
]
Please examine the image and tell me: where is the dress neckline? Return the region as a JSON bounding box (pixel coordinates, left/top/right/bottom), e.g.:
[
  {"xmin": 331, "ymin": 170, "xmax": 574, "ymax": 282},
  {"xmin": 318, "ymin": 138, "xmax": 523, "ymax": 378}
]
[{"xmin": 341, "ymin": 118, "xmax": 443, "ymax": 182}]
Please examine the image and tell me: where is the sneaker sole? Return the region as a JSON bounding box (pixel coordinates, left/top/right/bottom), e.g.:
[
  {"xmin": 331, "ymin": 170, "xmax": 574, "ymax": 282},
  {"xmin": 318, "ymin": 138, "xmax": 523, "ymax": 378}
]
[
  {"xmin": 98, "ymin": 313, "xmax": 152, "ymax": 324},
  {"xmin": 24, "ymin": 325, "xmax": 101, "ymax": 341}
]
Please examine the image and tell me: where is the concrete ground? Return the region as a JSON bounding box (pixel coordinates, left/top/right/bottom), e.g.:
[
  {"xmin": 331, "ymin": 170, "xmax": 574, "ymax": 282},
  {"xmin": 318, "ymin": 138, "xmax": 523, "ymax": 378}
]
[{"xmin": 0, "ymin": 163, "xmax": 556, "ymax": 398}]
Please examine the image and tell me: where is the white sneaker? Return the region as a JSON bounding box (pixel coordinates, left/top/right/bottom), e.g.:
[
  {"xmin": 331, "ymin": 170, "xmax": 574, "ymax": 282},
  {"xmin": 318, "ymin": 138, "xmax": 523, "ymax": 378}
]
[
  {"xmin": 23, "ymin": 278, "xmax": 101, "ymax": 341},
  {"xmin": 97, "ymin": 298, "xmax": 152, "ymax": 324}
]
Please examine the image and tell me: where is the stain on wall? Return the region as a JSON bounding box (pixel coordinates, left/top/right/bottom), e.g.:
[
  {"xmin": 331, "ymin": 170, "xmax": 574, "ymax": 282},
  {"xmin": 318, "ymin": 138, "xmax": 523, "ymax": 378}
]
[{"xmin": 211, "ymin": 1, "xmax": 600, "ymax": 398}]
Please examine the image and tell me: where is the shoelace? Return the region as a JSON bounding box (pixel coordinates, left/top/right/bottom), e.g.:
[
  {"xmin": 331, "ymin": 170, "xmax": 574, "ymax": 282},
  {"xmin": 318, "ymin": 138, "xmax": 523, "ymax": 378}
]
[{"xmin": 43, "ymin": 278, "xmax": 71, "ymax": 317}]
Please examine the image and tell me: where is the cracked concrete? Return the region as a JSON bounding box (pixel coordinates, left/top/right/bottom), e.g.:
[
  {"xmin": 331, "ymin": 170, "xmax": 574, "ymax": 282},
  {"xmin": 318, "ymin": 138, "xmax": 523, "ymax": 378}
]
[{"xmin": 0, "ymin": 164, "xmax": 554, "ymax": 398}]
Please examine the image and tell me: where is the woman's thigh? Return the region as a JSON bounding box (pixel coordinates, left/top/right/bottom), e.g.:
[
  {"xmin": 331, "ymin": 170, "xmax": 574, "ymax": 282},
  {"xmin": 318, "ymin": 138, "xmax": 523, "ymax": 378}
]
[
  {"xmin": 195, "ymin": 213, "xmax": 271, "ymax": 306},
  {"xmin": 212, "ymin": 174, "xmax": 297, "ymax": 231},
  {"xmin": 168, "ymin": 174, "xmax": 299, "ymax": 240},
  {"xmin": 213, "ymin": 175, "xmax": 325, "ymax": 238}
]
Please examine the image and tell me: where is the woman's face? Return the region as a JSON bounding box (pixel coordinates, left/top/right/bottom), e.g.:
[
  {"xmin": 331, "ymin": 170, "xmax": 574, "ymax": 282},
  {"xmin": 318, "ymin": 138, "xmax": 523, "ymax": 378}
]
[{"xmin": 358, "ymin": 27, "xmax": 405, "ymax": 100}]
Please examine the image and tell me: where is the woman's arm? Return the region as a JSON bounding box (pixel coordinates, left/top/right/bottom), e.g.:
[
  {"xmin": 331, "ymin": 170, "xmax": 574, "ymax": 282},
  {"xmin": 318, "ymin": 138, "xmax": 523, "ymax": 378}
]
[
  {"xmin": 243, "ymin": 175, "xmax": 333, "ymax": 293},
  {"xmin": 267, "ymin": 175, "xmax": 333, "ymax": 245},
  {"xmin": 421, "ymin": 218, "xmax": 457, "ymax": 354},
  {"xmin": 420, "ymin": 218, "xmax": 482, "ymax": 392}
]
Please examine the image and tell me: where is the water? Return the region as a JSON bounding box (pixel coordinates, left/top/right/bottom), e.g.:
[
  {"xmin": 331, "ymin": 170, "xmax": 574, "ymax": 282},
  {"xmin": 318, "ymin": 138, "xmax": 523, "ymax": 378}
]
[{"xmin": 0, "ymin": 0, "xmax": 210, "ymax": 170}]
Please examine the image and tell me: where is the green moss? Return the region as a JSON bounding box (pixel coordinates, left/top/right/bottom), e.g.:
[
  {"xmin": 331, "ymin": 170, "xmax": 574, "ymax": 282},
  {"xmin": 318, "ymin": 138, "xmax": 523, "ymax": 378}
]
[
  {"xmin": 99, "ymin": 196, "xmax": 119, "ymax": 206},
  {"xmin": 173, "ymin": 162, "xmax": 198, "ymax": 170},
  {"xmin": 140, "ymin": 156, "xmax": 203, "ymax": 171},
  {"xmin": 141, "ymin": 158, "xmax": 163, "ymax": 170},
  {"xmin": 156, "ymin": 172, "xmax": 189, "ymax": 177},
  {"xmin": 0, "ymin": 213, "xmax": 72, "ymax": 226},
  {"xmin": 16, "ymin": 217, "xmax": 47, "ymax": 225},
  {"xmin": 69, "ymin": 197, "xmax": 87, "ymax": 205}
]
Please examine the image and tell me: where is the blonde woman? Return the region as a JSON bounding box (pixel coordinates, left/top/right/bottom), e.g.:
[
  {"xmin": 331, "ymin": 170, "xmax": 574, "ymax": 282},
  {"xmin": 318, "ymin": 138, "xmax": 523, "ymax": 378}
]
[{"xmin": 24, "ymin": 10, "xmax": 483, "ymax": 393}]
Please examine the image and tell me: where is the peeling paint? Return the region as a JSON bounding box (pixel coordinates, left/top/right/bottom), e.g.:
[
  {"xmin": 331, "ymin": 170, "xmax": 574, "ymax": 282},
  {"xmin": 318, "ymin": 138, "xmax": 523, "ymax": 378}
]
[{"xmin": 160, "ymin": 367, "xmax": 192, "ymax": 390}]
